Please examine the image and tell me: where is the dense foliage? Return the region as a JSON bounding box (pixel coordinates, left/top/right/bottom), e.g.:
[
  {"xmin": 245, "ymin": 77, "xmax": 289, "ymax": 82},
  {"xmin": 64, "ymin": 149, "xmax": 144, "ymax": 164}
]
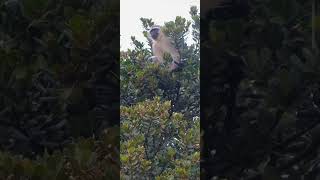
[
  {"xmin": 121, "ymin": 98, "xmax": 199, "ymax": 179},
  {"xmin": 0, "ymin": 127, "xmax": 119, "ymax": 180},
  {"xmin": 201, "ymin": 0, "xmax": 320, "ymax": 179},
  {"xmin": 120, "ymin": 6, "xmax": 200, "ymax": 179},
  {"xmin": 0, "ymin": 0, "xmax": 119, "ymax": 178}
]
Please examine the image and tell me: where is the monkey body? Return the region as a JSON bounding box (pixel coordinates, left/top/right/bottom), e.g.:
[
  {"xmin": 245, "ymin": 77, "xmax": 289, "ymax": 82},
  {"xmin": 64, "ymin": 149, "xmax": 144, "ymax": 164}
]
[{"xmin": 149, "ymin": 25, "xmax": 181, "ymax": 71}]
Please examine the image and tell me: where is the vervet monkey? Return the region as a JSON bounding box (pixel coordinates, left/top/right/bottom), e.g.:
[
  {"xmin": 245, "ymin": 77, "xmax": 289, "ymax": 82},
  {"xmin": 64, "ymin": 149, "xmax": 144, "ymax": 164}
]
[{"xmin": 148, "ymin": 25, "xmax": 181, "ymax": 71}]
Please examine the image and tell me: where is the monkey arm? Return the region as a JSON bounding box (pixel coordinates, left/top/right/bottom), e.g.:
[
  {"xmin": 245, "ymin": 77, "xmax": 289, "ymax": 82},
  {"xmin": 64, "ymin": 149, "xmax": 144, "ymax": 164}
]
[
  {"xmin": 152, "ymin": 42, "xmax": 164, "ymax": 63},
  {"xmin": 163, "ymin": 41, "xmax": 182, "ymax": 72},
  {"xmin": 163, "ymin": 40, "xmax": 180, "ymax": 64}
]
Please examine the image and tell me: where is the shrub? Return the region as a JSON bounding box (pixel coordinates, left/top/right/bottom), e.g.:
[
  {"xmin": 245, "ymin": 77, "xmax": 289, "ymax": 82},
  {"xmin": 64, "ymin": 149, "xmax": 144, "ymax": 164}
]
[{"xmin": 120, "ymin": 97, "xmax": 200, "ymax": 179}]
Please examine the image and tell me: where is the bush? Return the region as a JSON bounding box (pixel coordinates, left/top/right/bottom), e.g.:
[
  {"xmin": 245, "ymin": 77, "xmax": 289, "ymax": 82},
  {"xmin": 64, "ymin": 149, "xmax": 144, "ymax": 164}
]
[
  {"xmin": 0, "ymin": 127, "xmax": 119, "ymax": 179},
  {"xmin": 121, "ymin": 97, "xmax": 200, "ymax": 179}
]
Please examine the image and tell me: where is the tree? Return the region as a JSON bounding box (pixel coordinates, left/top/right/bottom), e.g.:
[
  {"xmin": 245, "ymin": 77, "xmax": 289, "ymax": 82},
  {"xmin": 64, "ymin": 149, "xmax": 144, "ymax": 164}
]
[{"xmin": 120, "ymin": 6, "xmax": 200, "ymax": 179}]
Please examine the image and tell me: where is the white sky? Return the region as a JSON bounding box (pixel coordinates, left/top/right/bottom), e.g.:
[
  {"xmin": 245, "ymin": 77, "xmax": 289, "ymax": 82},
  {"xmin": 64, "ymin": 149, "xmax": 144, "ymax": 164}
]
[{"xmin": 120, "ymin": 0, "xmax": 200, "ymax": 51}]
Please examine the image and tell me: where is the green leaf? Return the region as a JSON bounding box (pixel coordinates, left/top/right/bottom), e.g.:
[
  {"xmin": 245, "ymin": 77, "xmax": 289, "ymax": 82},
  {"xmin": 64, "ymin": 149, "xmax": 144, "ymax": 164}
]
[
  {"xmin": 32, "ymin": 163, "xmax": 48, "ymax": 178},
  {"xmin": 22, "ymin": 0, "xmax": 49, "ymax": 18},
  {"xmin": 68, "ymin": 14, "xmax": 93, "ymax": 47},
  {"xmin": 13, "ymin": 66, "xmax": 28, "ymax": 80},
  {"xmin": 314, "ymin": 16, "xmax": 320, "ymax": 32}
]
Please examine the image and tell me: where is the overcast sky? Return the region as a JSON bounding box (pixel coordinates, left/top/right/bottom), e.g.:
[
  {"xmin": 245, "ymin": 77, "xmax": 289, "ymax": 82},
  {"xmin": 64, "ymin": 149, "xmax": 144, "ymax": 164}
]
[{"xmin": 120, "ymin": 0, "xmax": 200, "ymax": 51}]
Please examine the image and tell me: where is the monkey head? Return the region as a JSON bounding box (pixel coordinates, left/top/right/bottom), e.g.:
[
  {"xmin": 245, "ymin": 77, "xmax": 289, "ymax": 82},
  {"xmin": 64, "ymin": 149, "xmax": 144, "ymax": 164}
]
[{"xmin": 149, "ymin": 25, "xmax": 161, "ymax": 40}]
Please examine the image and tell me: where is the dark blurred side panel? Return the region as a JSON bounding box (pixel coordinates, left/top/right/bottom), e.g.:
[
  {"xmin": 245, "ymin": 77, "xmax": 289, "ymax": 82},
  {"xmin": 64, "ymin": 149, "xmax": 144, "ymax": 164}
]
[
  {"xmin": 201, "ymin": 0, "xmax": 320, "ymax": 179},
  {"xmin": 201, "ymin": 1, "xmax": 250, "ymax": 178},
  {"xmin": 0, "ymin": 0, "xmax": 119, "ymax": 178}
]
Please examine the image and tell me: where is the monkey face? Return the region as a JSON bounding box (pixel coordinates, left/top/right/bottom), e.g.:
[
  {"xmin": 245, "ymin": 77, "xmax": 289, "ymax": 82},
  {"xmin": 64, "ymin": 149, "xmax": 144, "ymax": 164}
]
[{"xmin": 150, "ymin": 28, "xmax": 160, "ymax": 40}]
